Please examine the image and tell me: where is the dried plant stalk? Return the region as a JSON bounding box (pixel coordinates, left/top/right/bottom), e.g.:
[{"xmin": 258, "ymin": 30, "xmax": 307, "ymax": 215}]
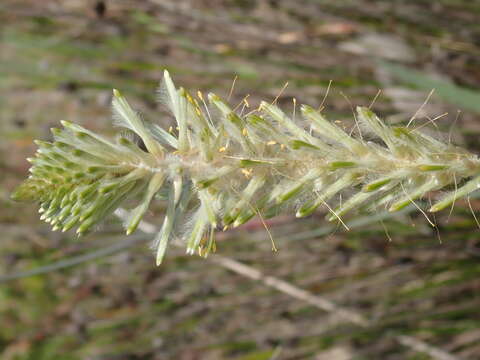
[{"xmin": 12, "ymin": 71, "xmax": 480, "ymax": 264}]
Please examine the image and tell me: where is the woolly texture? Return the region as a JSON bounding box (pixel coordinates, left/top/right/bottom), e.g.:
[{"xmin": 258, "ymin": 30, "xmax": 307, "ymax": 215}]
[{"xmin": 12, "ymin": 71, "xmax": 480, "ymax": 264}]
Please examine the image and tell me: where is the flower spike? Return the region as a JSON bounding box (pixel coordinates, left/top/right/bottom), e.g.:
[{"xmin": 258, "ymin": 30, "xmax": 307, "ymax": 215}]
[{"xmin": 12, "ymin": 71, "xmax": 480, "ymax": 264}]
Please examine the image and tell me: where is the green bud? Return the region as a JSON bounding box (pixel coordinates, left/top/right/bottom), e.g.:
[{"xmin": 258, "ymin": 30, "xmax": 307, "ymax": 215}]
[
  {"xmin": 329, "ymin": 161, "xmax": 357, "ymax": 169},
  {"xmin": 290, "ymin": 140, "xmax": 321, "ymax": 150},
  {"xmin": 418, "ymin": 164, "xmax": 449, "ymax": 171},
  {"xmin": 363, "ymin": 178, "xmax": 392, "ymax": 192}
]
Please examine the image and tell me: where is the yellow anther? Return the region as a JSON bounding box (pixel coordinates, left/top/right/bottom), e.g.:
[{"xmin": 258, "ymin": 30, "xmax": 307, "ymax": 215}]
[
  {"xmin": 242, "ymin": 128, "xmax": 248, "ymax": 136},
  {"xmin": 241, "ymin": 168, "xmax": 253, "ymax": 178},
  {"xmin": 218, "ymin": 146, "xmax": 227, "ymax": 153},
  {"xmin": 267, "ymin": 140, "xmax": 277, "ymax": 146},
  {"xmin": 197, "ymin": 91, "xmax": 204, "ymax": 101}
]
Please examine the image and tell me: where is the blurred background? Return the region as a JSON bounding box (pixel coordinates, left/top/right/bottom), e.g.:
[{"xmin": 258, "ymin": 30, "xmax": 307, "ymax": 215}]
[{"xmin": 1, "ymin": 1, "xmax": 480, "ymax": 359}]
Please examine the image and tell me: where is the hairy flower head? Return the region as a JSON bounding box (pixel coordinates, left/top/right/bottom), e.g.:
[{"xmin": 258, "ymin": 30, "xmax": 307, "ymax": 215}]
[{"xmin": 12, "ymin": 71, "xmax": 480, "ymax": 264}]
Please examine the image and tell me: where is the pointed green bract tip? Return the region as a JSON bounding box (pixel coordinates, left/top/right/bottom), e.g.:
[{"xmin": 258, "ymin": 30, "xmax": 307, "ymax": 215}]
[
  {"xmin": 296, "ymin": 203, "xmax": 317, "ymax": 218},
  {"xmin": 290, "ymin": 140, "xmax": 320, "ymax": 150},
  {"xmin": 208, "ymin": 93, "xmax": 220, "ymax": 102},
  {"xmin": 363, "ymin": 178, "xmax": 392, "ymax": 192},
  {"xmin": 34, "ymin": 139, "xmax": 52, "ymax": 148},
  {"xmin": 239, "ymin": 159, "xmax": 265, "ymax": 167},
  {"xmin": 62, "ymin": 217, "xmax": 78, "ymax": 232},
  {"xmin": 329, "ymin": 161, "xmax": 357, "ymax": 169},
  {"xmin": 277, "ymin": 188, "xmax": 301, "ymax": 204},
  {"xmin": 77, "ymin": 218, "xmax": 95, "ymax": 234},
  {"xmin": 357, "ymin": 106, "xmax": 374, "ymax": 117},
  {"xmin": 300, "ymin": 104, "xmax": 314, "ymax": 114},
  {"xmin": 156, "ymin": 250, "xmax": 166, "ymax": 266},
  {"xmin": 113, "ymin": 89, "xmax": 121, "ymax": 97},
  {"xmin": 60, "ymin": 120, "xmax": 72, "ymax": 127},
  {"xmin": 126, "ymin": 213, "xmax": 143, "ymax": 236},
  {"xmin": 418, "ymin": 164, "xmax": 449, "ymax": 172},
  {"xmin": 429, "ymin": 203, "xmax": 447, "ymax": 213},
  {"xmin": 389, "ymin": 201, "xmax": 409, "ymax": 212},
  {"xmin": 50, "ymin": 127, "xmax": 62, "ymax": 136}
]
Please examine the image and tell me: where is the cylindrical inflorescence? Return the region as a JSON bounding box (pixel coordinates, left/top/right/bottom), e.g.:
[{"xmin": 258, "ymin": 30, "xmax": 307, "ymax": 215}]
[{"xmin": 12, "ymin": 70, "xmax": 480, "ymax": 264}]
